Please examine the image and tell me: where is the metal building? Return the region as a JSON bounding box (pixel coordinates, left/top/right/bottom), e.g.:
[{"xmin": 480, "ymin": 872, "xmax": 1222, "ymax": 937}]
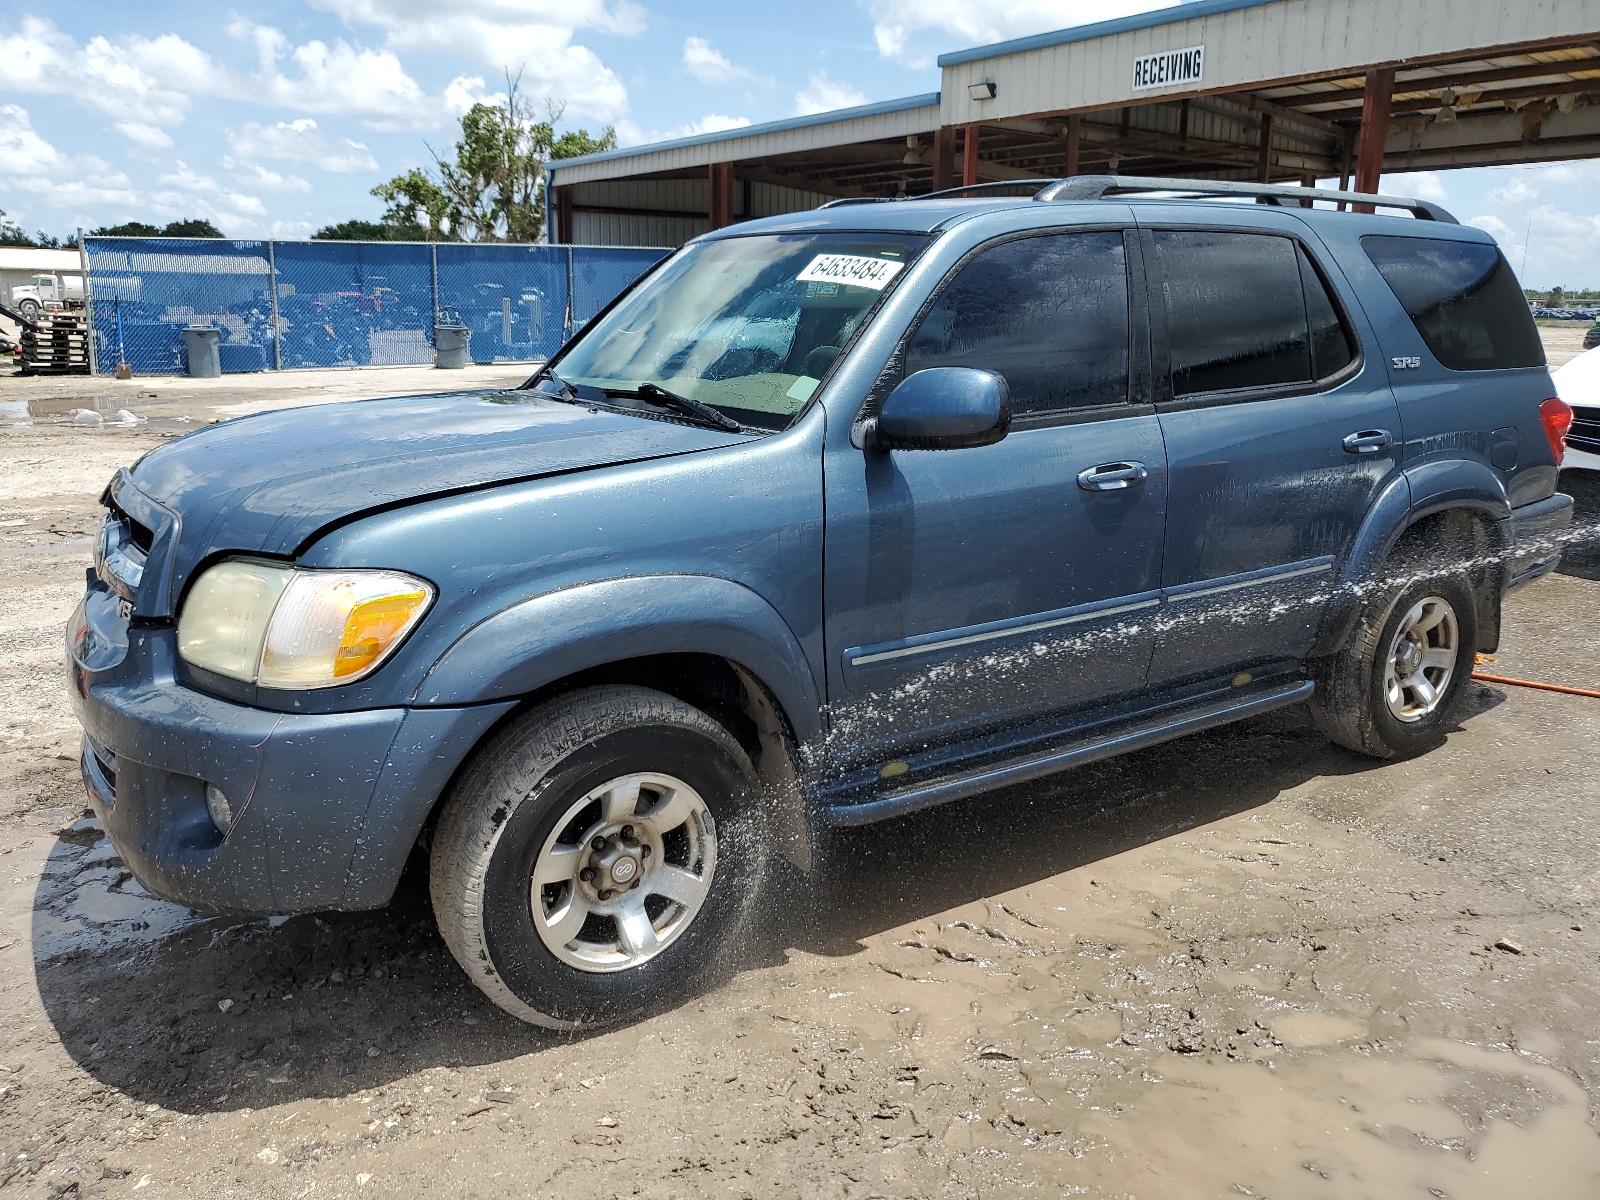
[{"xmin": 547, "ymin": 0, "xmax": 1600, "ymax": 246}]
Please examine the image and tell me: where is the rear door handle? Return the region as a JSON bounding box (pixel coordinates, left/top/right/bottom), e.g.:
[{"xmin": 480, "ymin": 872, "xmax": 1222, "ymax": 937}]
[
  {"xmin": 1076, "ymin": 461, "xmax": 1148, "ymax": 491},
  {"xmin": 1342, "ymin": 429, "xmax": 1393, "ymax": 454}
]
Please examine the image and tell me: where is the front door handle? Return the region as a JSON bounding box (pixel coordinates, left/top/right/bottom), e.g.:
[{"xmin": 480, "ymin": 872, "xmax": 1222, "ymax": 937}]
[
  {"xmin": 1076, "ymin": 461, "xmax": 1149, "ymax": 491},
  {"xmin": 1342, "ymin": 429, "xmax": 1393, "ymax": 454}
]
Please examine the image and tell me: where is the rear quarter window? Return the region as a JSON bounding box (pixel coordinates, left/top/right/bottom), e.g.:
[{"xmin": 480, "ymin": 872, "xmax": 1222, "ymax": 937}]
[{"xmin": 1361, "ymin": 235, "xmax": 1544, "ymax": 371}]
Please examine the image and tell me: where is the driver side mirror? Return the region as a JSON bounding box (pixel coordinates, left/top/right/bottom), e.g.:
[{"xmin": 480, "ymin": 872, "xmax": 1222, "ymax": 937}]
[{"xmin": 862, "ymin": 367, "xmax": 1012, "ymax": 451}]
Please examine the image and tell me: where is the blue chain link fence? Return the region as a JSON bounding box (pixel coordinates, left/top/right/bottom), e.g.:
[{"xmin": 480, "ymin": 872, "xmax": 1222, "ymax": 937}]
[{"xmin": 83, "ymin": 238, "xmax": 669, "ymax": 376}]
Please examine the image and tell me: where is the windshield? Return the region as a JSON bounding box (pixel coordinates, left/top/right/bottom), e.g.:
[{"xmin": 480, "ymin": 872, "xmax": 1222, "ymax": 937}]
[{"xmin": 546, "ymin": 232, "xmax": 927, "ymax": 430}]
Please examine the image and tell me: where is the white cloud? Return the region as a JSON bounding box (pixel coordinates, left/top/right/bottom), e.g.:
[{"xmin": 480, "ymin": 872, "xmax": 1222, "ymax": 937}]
[
  {"xmin": 1376, "ymin": 170, "xmax": 1448, "ymax": 203},
  {"xmin": 227, "ymin": 20, "xmax": 435, "ymax": 130},
  {"xmin": 682, "ymin": 37, "xmax": 759, "ymax": 85},
  {"xmin": 1467, "ymin": 214, "xmax": 1516, "ymax": 244},
  {"xmin": 152, "ymin": 161, "xmax": 268, "ymax": 222},
  {"xmin": 114, "ymin": 122, "xmax": 175, "ymax": 152},
  {"xmin": 306, "ymin": 0, "xmax": 638, "ymax": 121},
  {"xmin": 617, "ymin": 113, "xmax": 752, "ymax": 146},
  {"xmin": 222, "ymin": 158, "xmax": 315, "ymax": 194},
  {"xmin": 863, "ymin": 0, "xmax": 1179, "ymax": 66},
  {"xmin": 0, "ymin": 17, "xmax": 223, "ymax": 128},
  {"xmin": 1487, "ymin": 179, "xmax": 1538, "ymax": 205},
  {"xmin": 0, "ymin": 103, "xmax": 67, "ymax": 174},
  {"xmin": 226, "ymin": 119, "xmax": 378, "ymax": 173},
  {"xmin": 0, "ymin": 104, "xmax": 139, "ymax": 215},
  {"xmin": 793, "ymin": 72, "xmax": 866, "ymax": 117}
]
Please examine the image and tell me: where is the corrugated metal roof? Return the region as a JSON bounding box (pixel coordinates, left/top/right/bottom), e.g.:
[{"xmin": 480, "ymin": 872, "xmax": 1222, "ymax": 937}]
[{"xmin": 549, "ymin": 93, "xmax": 941, "ymax": 183}]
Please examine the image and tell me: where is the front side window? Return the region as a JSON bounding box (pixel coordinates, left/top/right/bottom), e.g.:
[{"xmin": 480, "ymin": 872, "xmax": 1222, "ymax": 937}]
[
  {"xmin": 903, "ymin": 231, "xmax": 1129, "ymax": 415},
  {"xmin": 550, "ymin": 232, "xmax": 927, "ymax": 429},
  {"xmin": 1362, "ymin": 235, "xmax": 1544, "ymax": 371}
]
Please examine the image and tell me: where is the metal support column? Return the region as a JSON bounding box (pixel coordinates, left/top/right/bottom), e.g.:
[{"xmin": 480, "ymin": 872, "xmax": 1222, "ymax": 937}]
[
  {"xmin": 932, "ymin": 126, "xmax": 956, "ymax": 191},
  {"xmin": 1353, "ymin": 66, "xmax": 1395, "ymax": 211},
  {"xmin": 708, "ymin": 163, "xmax": 734, "ymax": 229},
  {"xmin": 266, "ymin": 240, "xmax": 283, "ymax": 370},
  {"xmin": 77, "ymin": 227, "xmax": 99, "ymax": 376},
  {"xmin": 962, "ymin": 126, "xmax": 980, "ymax": 187},
  {"xmin": 1256, "ymin": 113, "xmax": 1275, "ymax": 182},
  {"xmin": 1065, "ymin": 114, "xmax": 1081, "ymax": 176}
]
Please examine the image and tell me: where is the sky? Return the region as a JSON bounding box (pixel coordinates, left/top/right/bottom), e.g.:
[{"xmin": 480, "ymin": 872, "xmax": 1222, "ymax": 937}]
[{"xmin": 1, "ymin": 0, "xmax": 1597, "ymax": 288}]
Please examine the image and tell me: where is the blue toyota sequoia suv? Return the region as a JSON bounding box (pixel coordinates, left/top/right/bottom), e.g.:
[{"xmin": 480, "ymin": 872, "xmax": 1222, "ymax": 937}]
[{"xmin": 69, "ymin": 177, "xmax": 1575, "ymax": 1027}]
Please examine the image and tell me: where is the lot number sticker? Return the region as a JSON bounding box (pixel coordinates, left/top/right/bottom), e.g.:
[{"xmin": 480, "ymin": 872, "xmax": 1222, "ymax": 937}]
[{"xmin": 797, "ymin": 254, "xmax": 904, "ymax": 291}]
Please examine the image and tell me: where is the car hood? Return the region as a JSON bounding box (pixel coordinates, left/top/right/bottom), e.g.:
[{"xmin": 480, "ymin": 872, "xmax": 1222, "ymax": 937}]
[{"xmin": 121, "ymin": 389, "xmax": 751, "ymax": 614}]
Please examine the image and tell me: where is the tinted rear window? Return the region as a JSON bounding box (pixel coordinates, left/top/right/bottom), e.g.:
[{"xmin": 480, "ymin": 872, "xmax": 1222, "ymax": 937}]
[{"xmin": 1362, "ymin": 236, "xmax": 1544, "ymax": 371}]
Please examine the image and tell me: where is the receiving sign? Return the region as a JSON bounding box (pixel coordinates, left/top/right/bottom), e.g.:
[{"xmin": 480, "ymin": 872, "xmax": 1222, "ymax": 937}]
[
  {"xmin": 797, "ymin": 254, "xmax": 905, "ymax": 291},
  {"xmin": 1132, "ymin": 44, "xmax": 1204, "ymax": 91}
]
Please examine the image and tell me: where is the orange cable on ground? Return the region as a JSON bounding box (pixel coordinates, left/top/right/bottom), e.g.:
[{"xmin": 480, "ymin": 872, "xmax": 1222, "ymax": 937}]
[
  {"xmin": 1470, "ymin": 656, "xmax": 1600, "ymax": 698},
  {"xmin": 1470, "ymin": 672, "xmax": 1600, "ymax": 699}
]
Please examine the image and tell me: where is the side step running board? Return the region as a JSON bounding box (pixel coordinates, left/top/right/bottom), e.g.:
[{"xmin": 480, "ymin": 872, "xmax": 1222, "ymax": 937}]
[{"xmin": 822, "ymin": 679, "xmax": 1314, "ymax": 827}]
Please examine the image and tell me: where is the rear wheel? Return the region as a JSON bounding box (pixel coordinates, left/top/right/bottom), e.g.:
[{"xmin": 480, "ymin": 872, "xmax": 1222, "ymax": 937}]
[
  {"xmin": 430, "ymin": 685, "xmax": 766, "ymax": 1028},
  {"xmin": 1309, "ymin": 567, "xmax": 1477, "ymax": 759}
]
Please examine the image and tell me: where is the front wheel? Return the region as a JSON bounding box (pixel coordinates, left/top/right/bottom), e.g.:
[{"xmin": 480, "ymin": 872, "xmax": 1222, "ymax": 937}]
[
  {"xmin": 1309, "ymin": 570, "xmax": 1477, "ymax": 759},
  {"xmin": 429, "ymin": 685, "xmax": 766, "ymax": 1028},
  {"xmin": 17, "ymin": 299, "xmax": 40, "ymax": 322}
]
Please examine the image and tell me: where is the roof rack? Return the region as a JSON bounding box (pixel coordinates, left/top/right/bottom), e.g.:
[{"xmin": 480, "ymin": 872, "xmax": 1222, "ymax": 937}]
[
  {"xmin": 821, "ymin": 175, "xmax": 1456, "ymax": 222},
  {"xmin": 1032, "ymin": 175, "xmax": 1458, "ymax": 222}
]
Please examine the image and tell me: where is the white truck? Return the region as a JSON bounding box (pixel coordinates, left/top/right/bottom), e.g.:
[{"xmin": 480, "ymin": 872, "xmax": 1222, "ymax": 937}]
[{"xmin": 10, "ymin": 273, "xmax": 84, "ymax": 321}]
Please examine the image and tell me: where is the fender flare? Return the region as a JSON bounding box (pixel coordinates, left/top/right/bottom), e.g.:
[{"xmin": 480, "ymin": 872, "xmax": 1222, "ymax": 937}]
[
  {"xmin": 413, "ymin": 574, "xmax": 824, "ymax": 743},
  {"xmin": 1312, "ymin": 459, "xmax": 1511, "ymax": 655}
]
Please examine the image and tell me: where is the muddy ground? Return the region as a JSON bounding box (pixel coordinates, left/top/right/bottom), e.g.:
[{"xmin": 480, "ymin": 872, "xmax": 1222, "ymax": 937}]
[{"xmin": 1, "ymin": 354, "xmax": 1599, "ymax": 1199}]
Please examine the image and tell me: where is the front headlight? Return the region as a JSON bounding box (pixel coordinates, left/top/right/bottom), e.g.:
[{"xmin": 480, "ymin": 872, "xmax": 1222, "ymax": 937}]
[{"xmin": 178, "ymin": 559, "xmax": 434, "ymax": 690}]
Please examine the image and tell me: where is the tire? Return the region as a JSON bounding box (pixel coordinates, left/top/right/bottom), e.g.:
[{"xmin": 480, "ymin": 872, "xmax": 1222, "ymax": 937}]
[
  {"xmin": 430, "ymin": 685, "xmax": 767, "ymax": 1028},
  {"xmin": 1309, "ymin": 561, "xmax": 1478, "ymax": 760},
  {"xmin": 18, "ymin": 300, "xmax": 40, "ymax": 322}
]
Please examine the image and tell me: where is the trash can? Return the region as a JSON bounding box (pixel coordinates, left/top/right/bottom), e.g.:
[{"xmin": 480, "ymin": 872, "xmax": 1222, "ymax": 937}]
[
  {"xmin": 180, "ymin": 326, "xmax": 221, "ymax": 378},
  {"xmin": 434, "ymin": 324, "xmax": 470, "ymax": 370}
]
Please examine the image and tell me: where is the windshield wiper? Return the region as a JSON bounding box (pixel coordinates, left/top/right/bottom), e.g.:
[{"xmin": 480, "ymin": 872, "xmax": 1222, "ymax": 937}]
[
  {"xmin": 535, "ymin": 369, "xmax": 581, "ymax": 402},
  {"xmin": 608, "ymin": 383, "xmax": 743, "ymax": 433}
]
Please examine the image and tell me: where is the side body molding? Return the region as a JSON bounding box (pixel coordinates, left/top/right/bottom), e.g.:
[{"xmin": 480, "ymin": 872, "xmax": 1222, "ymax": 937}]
[
  {"xmin": 1312, "ymin": 458, "xmax": 1512, "ymax": 656},
  {"xmin": 414, "ymin": 575, "xmax": 824, "ymax": 743}
]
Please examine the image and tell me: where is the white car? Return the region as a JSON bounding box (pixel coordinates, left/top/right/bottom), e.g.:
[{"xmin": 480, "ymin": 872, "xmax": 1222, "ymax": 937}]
[{"xmin": 1553, "ymin": 347, "xmax": 1600, "ymax": 472}]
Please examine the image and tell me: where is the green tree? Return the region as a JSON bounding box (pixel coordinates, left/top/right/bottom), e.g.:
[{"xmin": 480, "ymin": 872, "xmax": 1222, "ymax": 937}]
[
  {"xmin": 91, "ymin": 219, "xmax": 225, "ymax": 238},
  {"xmin": 351, "ymin": 75, "xmax": 616, "ymax": 243},
  {"xmin": 312, "ymin": 218, "xmax": 427, "ymax": 242},
  {"xmin": 372, "ymin": 168, "xmax": 453, "ymax": 240}
]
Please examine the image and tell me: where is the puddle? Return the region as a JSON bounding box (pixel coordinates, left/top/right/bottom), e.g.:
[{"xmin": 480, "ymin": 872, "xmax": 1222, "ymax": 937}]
[
  {"xmin": 1, "ymin": 393, "xmax": 191, "ymax": 433},
  {"xmin": 32, "ymin": 816, "xmax": 205, "ymax": 960},
  {"xmin": 1273, "ymin": 1010, "xmax": 1368, "ymax": 1048},
  {"xmin": 1073, "ymin": 1038, "xmax": 1600, "ymax": 1198}
]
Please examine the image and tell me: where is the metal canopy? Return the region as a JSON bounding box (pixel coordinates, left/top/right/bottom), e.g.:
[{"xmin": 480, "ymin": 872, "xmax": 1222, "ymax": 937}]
[{"xmin": 547, "ymin": 0, "xmax": 1600, "ymax": 246}]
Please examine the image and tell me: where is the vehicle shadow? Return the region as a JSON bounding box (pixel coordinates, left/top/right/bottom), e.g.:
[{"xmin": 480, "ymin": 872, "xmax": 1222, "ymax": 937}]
[{"xmin": 30, "ymin": 699, "xmax": 1464, "ymax": 1116}]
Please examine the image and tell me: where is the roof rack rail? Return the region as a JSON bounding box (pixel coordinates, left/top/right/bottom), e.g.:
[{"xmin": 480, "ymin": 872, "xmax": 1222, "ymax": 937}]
[
  {"xmin": 818, "ymin": 196, "xmax": 891, "ymax": 208},
  {"xmin": 1031, "ymin": 175, "xmax": 1457, "ymax": 223}
]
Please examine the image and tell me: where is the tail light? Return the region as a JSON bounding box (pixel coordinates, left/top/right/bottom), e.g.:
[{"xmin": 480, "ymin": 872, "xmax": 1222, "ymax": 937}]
[{"xmin": 1540, "ymin": 396, "xmax": 1573, "ymax": 466}]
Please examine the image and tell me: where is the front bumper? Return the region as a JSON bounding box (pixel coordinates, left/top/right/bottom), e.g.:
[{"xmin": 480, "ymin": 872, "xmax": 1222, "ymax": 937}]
[
  {"xmin": 1505, "ymin": 492, "xmax": 1574, "ymax": 591},
  {"xmin": 67, "ymin": 582, "xmax": 513, "ymax": 916}
]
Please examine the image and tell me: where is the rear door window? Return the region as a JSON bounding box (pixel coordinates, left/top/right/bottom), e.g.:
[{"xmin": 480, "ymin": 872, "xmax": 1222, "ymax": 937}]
[
  {"xmin": 1361, "ymin": 235, "xmax": 1544, "ymax": 370},
  {"xmin": 1153, "ymin": 231, "xmax": 1312, "ymax": 395},
  {"xmin": 903, "ymin": 231, "xmax": 1129, "ymax": 416}
]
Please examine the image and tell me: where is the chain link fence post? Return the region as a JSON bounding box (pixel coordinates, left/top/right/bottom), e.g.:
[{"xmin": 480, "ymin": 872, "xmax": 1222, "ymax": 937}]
[
  {"xmin": 267, "ymin": 240, "xmax": 283, "ymax": 371},
  {"xmin": 77, "ymin": 227, "xmax": 100, "ymax": 376}
]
